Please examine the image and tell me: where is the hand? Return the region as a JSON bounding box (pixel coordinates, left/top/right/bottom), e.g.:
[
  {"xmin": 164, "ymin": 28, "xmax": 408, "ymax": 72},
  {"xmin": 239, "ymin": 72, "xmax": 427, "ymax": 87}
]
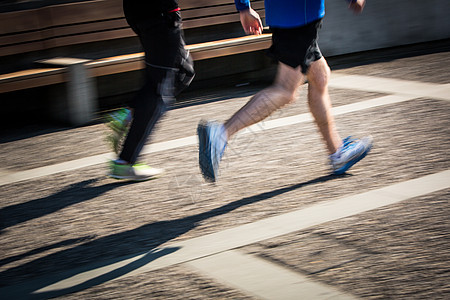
[
  {"xmin": 239, "ymin": 8, "xmax": 263, "ymax": 35},
  {"xmin": 348, "ymin": 0, "xmax": 366, "ymax": 14}
]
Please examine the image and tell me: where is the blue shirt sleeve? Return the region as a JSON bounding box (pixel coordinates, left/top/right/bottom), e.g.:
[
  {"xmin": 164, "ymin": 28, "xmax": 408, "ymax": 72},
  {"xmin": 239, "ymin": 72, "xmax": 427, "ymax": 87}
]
[{"xmin": 235, "ymin": 0, "xmax": 251, "ymax": 11}]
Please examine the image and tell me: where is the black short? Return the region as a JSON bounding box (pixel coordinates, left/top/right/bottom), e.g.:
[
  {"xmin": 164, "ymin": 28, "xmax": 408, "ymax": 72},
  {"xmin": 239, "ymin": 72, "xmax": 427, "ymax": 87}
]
[{"xmin": 267, "ymin": 18, "xmax": 323, "ymax": 74}]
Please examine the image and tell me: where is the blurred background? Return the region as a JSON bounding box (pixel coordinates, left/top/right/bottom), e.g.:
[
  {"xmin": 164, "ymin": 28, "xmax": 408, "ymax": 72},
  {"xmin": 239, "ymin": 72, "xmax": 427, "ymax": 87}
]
[{"xmin": 0, "ymin": 0, "xmax": 449, "ymax": 131}]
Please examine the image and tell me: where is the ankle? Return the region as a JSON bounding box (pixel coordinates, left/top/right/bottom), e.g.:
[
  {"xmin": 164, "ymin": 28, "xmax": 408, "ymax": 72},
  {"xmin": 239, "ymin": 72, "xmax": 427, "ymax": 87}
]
[{"xmin": 115, "ymin": 159, "xmax": 129, "ymax": 165}]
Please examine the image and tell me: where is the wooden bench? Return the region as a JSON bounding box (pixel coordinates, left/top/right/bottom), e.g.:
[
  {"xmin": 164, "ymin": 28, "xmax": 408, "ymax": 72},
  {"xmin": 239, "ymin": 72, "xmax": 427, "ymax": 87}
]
[
  {"xmin": 0, "ymin": 0, "xmax": 133, "ymax": 57},
  {"xmin": 0, "ymin": 0, "xmax": 271, "ymax": 125}
]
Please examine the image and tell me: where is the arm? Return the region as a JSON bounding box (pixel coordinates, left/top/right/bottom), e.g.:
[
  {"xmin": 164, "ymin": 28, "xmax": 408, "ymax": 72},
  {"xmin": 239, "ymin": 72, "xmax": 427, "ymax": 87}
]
[
  {"xmin": 234, "ymin": 0, "xmax": 263, "ymax": 35},
  {"xmin": 347, "ymin": 0, "xmax": 366, "ymax": 14}
]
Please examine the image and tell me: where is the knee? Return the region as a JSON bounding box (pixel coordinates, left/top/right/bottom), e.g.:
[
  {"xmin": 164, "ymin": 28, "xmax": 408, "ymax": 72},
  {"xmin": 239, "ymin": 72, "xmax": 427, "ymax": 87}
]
[
  {"xmin": 308, "ymin": 62, "xmax": 331, "ymax": 91},
  {"xmin": 271, "ymin": 84, "xmax": 296, "ymax": 105}
]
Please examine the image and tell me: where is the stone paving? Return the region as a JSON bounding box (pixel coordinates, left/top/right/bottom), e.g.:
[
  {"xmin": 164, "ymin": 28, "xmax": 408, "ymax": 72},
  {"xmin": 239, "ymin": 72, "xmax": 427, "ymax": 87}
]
[{"xmin": 0, "ymin": 45, "xmax": 449, "ymax": 299}]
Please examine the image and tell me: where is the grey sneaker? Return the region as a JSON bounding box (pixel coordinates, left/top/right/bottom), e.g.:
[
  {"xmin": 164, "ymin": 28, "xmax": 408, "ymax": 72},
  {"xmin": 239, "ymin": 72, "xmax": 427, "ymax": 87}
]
[
  {"xmin": 330, "ymin": 136, "xmax": 373, "ymax": 175},
  {"xmin": 108, "ymin": 161, "xmax": 163, "ymax": 181}
]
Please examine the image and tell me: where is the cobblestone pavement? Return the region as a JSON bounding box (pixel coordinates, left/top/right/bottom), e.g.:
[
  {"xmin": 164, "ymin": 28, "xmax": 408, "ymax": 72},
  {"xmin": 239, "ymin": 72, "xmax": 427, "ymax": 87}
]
[{"xmin": 0, "ymin": 45, "xmax": 449, "ymax": 299}]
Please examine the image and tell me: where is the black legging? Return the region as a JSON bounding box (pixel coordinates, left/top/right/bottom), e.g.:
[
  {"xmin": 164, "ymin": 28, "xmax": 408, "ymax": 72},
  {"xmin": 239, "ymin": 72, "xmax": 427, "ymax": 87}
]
[{"xmin": 119, "ymin": 2, "xmax": 194, "ymax": 164}]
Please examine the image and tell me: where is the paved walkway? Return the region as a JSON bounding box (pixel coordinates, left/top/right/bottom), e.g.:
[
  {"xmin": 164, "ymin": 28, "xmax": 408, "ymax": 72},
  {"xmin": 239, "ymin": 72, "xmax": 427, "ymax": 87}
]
[{"xmin": 0, "ymin": 49, "xmax": 449, "ymax": 299}]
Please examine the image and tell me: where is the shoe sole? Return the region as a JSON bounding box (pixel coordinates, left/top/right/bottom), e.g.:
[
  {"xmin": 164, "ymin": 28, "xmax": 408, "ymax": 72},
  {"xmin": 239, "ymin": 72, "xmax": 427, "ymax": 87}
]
[
  {"xmin": 197, "ymin": 122, "xmax": 216, "ymax": 182},
  {"xmin": 333, "ymin": 144, "xmax": 372, "ymax": 175},
  {"xmin": 107, "ymin": 173, "xmax": 161, "ymax": 182}
]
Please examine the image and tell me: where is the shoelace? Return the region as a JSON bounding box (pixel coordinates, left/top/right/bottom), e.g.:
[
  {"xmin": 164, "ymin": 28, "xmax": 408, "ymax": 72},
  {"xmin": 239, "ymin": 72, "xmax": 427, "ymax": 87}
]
[
  {"xmin": 341, "ymin": 136, "xmax": 355, "ymax": 148},
  {"xmin": 332, "ymin": 136, "xmax": 356, "ymax": 160}
]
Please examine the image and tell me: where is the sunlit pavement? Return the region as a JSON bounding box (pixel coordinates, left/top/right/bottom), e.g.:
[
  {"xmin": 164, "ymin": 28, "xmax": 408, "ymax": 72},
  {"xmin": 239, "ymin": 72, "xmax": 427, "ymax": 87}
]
[{"xmin": 0, "ymin": 46, "xmax": 449, "ymax": 299}]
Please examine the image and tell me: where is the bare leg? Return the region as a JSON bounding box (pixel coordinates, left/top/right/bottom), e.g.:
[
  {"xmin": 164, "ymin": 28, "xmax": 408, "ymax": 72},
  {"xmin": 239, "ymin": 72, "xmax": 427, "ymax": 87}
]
[
  {"xmin": 307, "ymin": 57, "xmax": 342, "ymax": 154},
  {"xmin": 224, "ymin": 63, "xmax": 305, "ymax": 138}
]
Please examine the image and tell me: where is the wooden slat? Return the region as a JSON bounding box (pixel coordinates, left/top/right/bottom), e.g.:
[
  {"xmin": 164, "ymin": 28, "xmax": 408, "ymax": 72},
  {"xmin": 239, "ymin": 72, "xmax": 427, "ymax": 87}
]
[
  {"xmin": 184, "ymin": 8, "xmax": 265, "ymax": 29},
  {"xmin": 184, "ymin": 14, "xmax": 240, "ymax": 29},
  {"xmin": 182, "ymin": 4, "xmax": 236, "ymax": 19},
  {"xmin": 180, "ymin": 0, "xmax": 234, "ymax": 10},
  {"xmin": 39, "ymin": 20, "xmax": 133, "ymax": 48},
  {"xmin": 0, "ymin": 0, "xmax": 125, "ymax": 50},
  {"xmin": 0, "ymin": 68, "xmax": 65, "ymax": 93},
  {"xmin": 0, "ymin": 31, "xmax": 43, "ymax": 47},
  {"xmin": 85, "ymin": 33, "xmax": 272, "ymax": 77},
  {"xmin": 0, "ymin": 28, "xmax": 134, "ymax": 57},
  {"xmin": 45, "ymin": 0, "xmax": 123, "ymax": 26},
  {"xmin": 180, "ymin": 0, "xmax": 264, "ymax": 10},
  {"xmin": 182, "ymin": 2, "xmax": 264, "ymax": 19},
  {"xmin": 0, "ymin": 19, "xmax": 130, "ymax": 50},
  {"xmin": 0, "ymin": 9, "xmax": 42, "ymax": 35},
  {"xmin": 191, "ymin": 39, "xmax": 271, "ymax": 60},
  {"xmin": 0, "ymin": 0, "xmax": 265, "ymax": 53},
  {"xmin": 188, "ymin": 34, "xmax": 272, "ymax": 60},
  {"xmin": 0, "ymin": 42, "xmax": 45, "ymax": 57},
  {"xmin": 44, "ymin": 28, "xmax": 135, "ymax": 49},
  {"xmin": 0, "ymin": 0, "xmax": 123, "ymax": 37},
  {"xmin": 40, "ymin": 18, "xmax": 129, "ymax": 40},
  {"xmin": 0, "ymin": 8, "xmax": 45, "ymax": 56},
  {"xmin": 88, "ymin": 53, "xmax": 145, "ymax": 77},
  {"xmin": 188, "ymin": 34, "xmax": 271, "ymax": 51}
]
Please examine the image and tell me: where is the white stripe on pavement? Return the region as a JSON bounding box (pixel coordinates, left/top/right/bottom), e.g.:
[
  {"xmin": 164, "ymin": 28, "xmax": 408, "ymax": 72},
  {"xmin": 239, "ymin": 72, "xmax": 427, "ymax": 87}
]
[
  {"xmin": 330, "ymin": 73, "xmax": 450, "ymax": 101},
  {"xmin": 0, "ymin": 153, "xmax": 114, "ymax": 186},
  {"xmin": 243, "ymin": 94, "xmax": 414, "ymax": 134},
  {"xmin": 187, "ymin": 250, "xmax": 358, "ymax": 300},
  {"xmin": 11, "ymin": 169, "xmax": 447, "ymax": 297},
  {"xmin": 0, "ymin": 94, "xmax": 416, "ymax": 186}
]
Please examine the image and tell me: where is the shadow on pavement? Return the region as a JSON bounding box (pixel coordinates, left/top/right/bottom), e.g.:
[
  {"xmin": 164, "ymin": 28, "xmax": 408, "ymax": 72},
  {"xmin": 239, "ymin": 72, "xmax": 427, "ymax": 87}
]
[
  {"xmin": 0, "ymin": 173, "xmax": 344, "ymax": 298},
  {"xmin": 0, "ymin": 236, "xmax": 96, "ymax": 268},
  {"xmin": 0, "ymin": 178, "xmax": 138, "ymax": 232}
]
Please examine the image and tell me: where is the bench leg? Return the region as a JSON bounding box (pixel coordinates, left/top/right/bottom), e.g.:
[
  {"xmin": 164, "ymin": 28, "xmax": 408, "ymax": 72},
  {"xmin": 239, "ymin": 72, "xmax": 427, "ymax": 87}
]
[
  {"xmin": 47, "ymin": 62, "xmax": 97, "ymax": 126},
  {"xmin": 66, "ymin": 63, "xmax": 97, "ymax": 126}
]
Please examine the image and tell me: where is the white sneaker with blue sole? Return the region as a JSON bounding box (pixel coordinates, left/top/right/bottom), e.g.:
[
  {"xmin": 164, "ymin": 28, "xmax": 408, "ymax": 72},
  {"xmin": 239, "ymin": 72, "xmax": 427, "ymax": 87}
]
[
  {"xmin": 330, "ymin": 136, "xmax": 373, "ymax": 175},
  {"xmin": 197, "ymin": 121, "xmax": 227, "ymax": 182}
]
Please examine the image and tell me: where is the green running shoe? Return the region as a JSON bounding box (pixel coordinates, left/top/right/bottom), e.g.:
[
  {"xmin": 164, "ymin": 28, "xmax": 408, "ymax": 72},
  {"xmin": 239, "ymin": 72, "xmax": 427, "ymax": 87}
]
[
  {"xmin": 108, "ymin": 161, "xmax": 163, "ymax": 181},
  {"xmin": 104, "ymin": 108, "xmax": 132, "ymax": 154}
]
